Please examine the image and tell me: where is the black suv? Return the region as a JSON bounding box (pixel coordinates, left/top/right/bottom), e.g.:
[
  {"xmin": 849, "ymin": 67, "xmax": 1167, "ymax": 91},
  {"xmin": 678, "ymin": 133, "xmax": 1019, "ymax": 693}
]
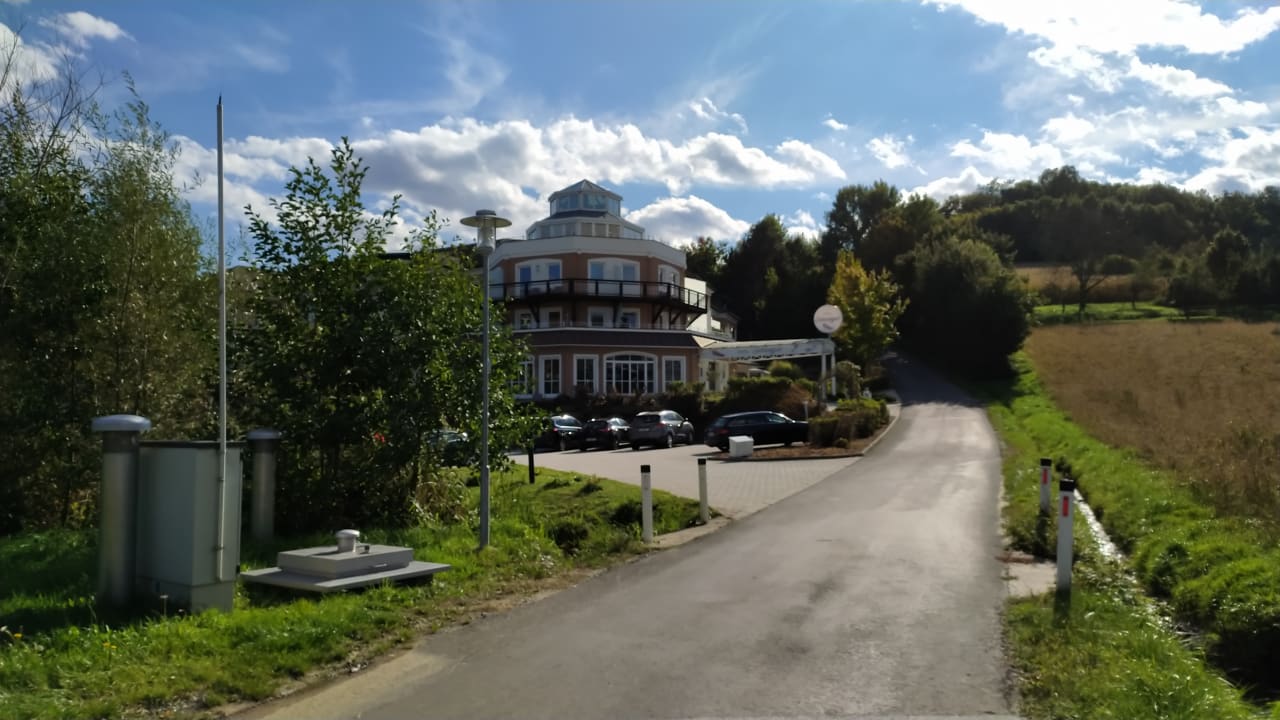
[
  {"xmin": 535, "ymin": 415, "xmax": 584, "ymax": 451},
  {"xmin": 704, "ymin": 411, "xmax": 809, "ymax": 451}
]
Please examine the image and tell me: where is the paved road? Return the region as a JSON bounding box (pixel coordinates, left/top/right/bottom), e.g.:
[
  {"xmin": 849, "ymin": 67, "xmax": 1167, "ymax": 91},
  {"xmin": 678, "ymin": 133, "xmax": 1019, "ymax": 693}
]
[
  {"xmin": 513, "ymin": 440, "xmax": 864, "ymax": 518},
  {"xmin": 242, "ymin": 356, "xmax": 1017, "ymax": 720}
]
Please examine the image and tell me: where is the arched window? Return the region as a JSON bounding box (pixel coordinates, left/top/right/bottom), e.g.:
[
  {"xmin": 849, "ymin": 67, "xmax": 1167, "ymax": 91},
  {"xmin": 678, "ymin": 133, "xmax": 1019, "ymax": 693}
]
[{"xmin": 604, "ymin": 353, "xmax": 656, "ymax": 395}]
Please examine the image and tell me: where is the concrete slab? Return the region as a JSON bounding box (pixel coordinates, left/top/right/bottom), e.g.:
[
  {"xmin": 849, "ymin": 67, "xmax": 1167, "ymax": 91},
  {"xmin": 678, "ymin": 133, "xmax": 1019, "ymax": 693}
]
[{"xmin": 241, "ymin": 561, "xmax": 450, "ymax": 593}]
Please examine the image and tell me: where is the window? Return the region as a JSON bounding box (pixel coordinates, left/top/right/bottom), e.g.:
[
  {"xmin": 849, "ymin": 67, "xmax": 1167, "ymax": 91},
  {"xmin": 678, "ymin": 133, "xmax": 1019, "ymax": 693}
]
[
  {"xmin": 588, "ymin": 307, "xmax": 609, "ymax": 327},
  {"xmin": 574, "ymin": 355, "xmax": 597, "ymax": 393},
  {"xmin": 513, "ymin": 358, "xmax": 534, "ymax": 396},
  {"xmin": 663, "ymin": 357, "xmax": 685, "ymax": 388},
  {"xmin": 607, "ymin": 224, "xmax": 620, "ymax": 238},
  {"xmin": 516, "ymin": 311, "xmax": 534, "ymax": 329},
  {"xmin": 618, "ymin": 310, "xmax": 639, "ymax": 328},
  {"xmin": 543, "ymin": 308, "xmax": 562, "ymax": 327},
  {"xmin": 540, "ymin": 356, "xmax": 561, "ymax": 397},
  {"xmin": 605, "ymin": 353, "xmax": 655, "ymax": 395}
]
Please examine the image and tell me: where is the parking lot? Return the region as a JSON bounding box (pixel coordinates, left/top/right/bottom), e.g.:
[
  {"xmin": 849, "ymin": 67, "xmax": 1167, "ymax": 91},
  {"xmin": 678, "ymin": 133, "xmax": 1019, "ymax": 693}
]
[{"xmin": 512, "ymin": 441, "xmax": 862, "ymax": 518}]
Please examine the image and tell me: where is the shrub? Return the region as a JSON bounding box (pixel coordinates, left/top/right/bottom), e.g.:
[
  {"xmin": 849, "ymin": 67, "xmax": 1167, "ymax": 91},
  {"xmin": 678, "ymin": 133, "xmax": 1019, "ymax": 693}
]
[
  {"xmin": 808, "ymin": 417, "xmax": 838, "ymax": 447},
  {"xmin": 766, "ymin": 360, "xmax": 804, "ymax": 380},
  {"xmin": 833, "ymin": 437, "xmax": 849, "ymax": 449},
  {"xmin": 548, "ymin": 517, "xmax": 590, "ymax": 555},
  {"xmin": 609, "ymin": 499, "xmax": 643, "ymax": 527}
]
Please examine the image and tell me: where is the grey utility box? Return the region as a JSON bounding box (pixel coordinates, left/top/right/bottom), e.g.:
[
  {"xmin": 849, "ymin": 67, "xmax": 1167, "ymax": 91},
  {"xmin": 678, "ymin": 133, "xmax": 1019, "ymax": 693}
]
[{"xmin": 136, "ymin": 441, "xmax": 245, "ymax": 613}]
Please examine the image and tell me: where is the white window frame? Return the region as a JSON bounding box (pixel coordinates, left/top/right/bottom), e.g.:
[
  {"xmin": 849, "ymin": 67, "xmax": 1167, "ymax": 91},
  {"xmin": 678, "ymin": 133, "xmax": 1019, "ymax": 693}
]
[
  {"xmin": 514, "ymin": 357, "xmax": 534, "ymax": 397},
  {"xmin": 516, "ymin": 310, "xmax": 535, "ymax": 329},
  {"xmin": 573, "ymin": 354, "xmax": 598, "ymax": 394},
  {"xmin": 617, "ymin": 307, "xmax": 640, "ymax": 329},
  {"xmin": 539, "ymin": 355, "xmax": 561, "ymax": 397},
  {"xmin": 588, "ymin": 306, "xmax": 610, "ymax": 328},
  {"xmin": 541, "ymin": 306, "xmax": 563, "ymax": 327},
  {"xmin": 604, "ymin": 352, "xmax": 657, "ymax": 395},
  {"xmin": 662, "ymin": 356, "xmax": 686, "ymax": 389}
]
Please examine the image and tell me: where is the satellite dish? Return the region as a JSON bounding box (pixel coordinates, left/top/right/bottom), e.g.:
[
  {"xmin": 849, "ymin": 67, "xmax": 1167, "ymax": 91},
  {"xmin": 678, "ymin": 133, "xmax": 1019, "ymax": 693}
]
[{"xmin": 813, "ymin": 304, "xmax": 843, "ymax": 334}]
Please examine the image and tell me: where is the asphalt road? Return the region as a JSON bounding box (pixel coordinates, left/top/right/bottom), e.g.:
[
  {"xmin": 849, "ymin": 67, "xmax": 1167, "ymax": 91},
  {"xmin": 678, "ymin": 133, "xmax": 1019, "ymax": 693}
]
[{"xmin": 241, "ymin": 356, "xmax": 1018, "ymax": 720}]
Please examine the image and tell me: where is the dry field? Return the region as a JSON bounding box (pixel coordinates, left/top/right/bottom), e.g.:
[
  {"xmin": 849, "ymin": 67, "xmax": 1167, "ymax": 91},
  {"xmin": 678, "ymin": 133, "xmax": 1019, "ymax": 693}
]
[
  {"xmin": 1017, "ymin": 264, "xmax": 1153, "ymax": 305},
  {"xmin": 1025, "ymin": 319, "xmax": 1280, "ymax": 518}
]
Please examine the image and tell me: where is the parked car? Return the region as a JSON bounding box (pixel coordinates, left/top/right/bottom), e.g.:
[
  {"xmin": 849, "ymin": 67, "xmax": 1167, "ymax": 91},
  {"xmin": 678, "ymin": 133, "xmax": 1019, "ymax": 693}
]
[
  {"xmin": 704, "ymin": 411, "xmax": 809, "ymax": 451},
  {"xmin": 629, "ymin": 410, "xmax": 695, "ymax": 450},
  {"xmin": 535, "ymin": 415, "xmax": 584, "ymax": 451},
  {"xmin": 427, "ymin": 428, "xmax": 472, "ymax": 466},
  {"xmin": 579, "ymin": 417, "xmax": 630, "ymax": 451}
]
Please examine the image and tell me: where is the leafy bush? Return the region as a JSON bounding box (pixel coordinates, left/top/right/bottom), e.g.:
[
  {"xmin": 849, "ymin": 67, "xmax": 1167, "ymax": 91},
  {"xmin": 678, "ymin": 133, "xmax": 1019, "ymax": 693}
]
[
  {"xmin": 609, "ymin": 499, "xmax": 643, "ymax": 527},
  {"xmin": 766, "ymin": 360, "xmax": 804, "ymax": 380},
  {"xmin": 897, "ymin": 237, "xmax": 1035, "ymax": 377},
  {"xmin": 548, "ymin": 517, "xmax": 590, "ymax": 555},
  {"xmin": 808, "ymin": 417, "xmax": 838, "ymax": 447},
  {"xmin": 833, "ymin": 438, "xmax": 849, "ymax": 449}
]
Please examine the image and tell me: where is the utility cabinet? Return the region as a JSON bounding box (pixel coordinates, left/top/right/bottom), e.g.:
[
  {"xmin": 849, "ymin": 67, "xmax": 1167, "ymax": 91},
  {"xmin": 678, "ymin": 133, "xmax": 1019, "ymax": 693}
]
[{"xmin": 136, "ymin": 441, "xmax": 244, "ymax": 613}]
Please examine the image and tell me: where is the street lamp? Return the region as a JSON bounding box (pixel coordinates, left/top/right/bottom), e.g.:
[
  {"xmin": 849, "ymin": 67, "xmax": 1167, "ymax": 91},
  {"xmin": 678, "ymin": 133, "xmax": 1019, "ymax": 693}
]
[{"xmin": 461, "ymin": 209, "xmax": 511, "ymax": 549}]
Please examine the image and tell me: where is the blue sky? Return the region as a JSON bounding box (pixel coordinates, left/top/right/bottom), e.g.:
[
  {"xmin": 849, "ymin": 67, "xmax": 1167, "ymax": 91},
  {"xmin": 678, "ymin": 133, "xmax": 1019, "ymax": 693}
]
[{"xmin": 3, "ymin": 0, "xmax": 1280, "ymax": 250}]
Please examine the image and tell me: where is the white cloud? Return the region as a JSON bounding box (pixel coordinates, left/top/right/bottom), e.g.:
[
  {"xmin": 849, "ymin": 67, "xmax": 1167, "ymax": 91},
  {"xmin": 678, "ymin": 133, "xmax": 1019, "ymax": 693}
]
[
  {"xmin": 1151, "ymin": 126, "xmax": 1280, "ymax": 194},
  {"xmin": 1028, "ymin": 45, "xmax": 1122, "ymax": 92},
  {"xmin": 823, "ymin": 116, "xmax": 849, "ymax": 131},
  {"xmin": 781, "ymin": 209, "xmax": 821, "ymax": 239},
  {"xmin": 1133, "ymin": 166, "xmax": 1186, "ymax": 185},
  {"xmin": 951, "ymin": 131, "xmax": 1064, "ymax": 175},
  {"xmin": 0, "ymin": 23, "xmax": 60, "ymax": 91},
  {"xmin": 928, "ymin": 1, "xmax": 1280, "ymax": 55},
  {"xmin": 624, "ymin": 195, "xmax": 750, "ymax": 246},
  {"xmin": 1125, "ymin": 56, "xmax": 1232, "ymax": 99},
  {"xmin": 38, "ymin": 11, "xmax": 131, "ymax": 47},
  {"xmin": 175, "ymin": 116, "xmax": 841, "ymax": 245},
  {"xmin": 909, "ymin": 166, "xmax": 991, "ymax": 200},
  {"xmin": 688, "ymin": 97, "xmax": 748, "ymax": 134},
  {"xmin": 1042, "ymin": 113, "xmax": 1096, "ymax": 144},
  {"xmin": 867, "ymin": 133, "xmax": 916, "ymax": 170}
]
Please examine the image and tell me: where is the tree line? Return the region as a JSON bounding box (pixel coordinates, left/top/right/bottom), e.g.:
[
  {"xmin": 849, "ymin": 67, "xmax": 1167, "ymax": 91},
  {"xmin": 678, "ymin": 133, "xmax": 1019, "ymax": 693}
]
[{"xmin": 687, "ymin": 168, "xmax": 1280, "ymax": 376}]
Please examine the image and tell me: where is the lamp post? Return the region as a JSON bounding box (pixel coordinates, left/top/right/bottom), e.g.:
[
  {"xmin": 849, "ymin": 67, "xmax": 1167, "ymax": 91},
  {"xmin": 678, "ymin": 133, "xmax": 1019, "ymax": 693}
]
[{"xmin": 461, "ymin": 209, "xmax": 511, "ymax": 549}]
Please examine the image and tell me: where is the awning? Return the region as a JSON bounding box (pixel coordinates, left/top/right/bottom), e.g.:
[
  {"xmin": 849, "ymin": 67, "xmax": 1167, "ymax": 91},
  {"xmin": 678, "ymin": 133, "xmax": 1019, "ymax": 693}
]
[{"xmin": 699, "ymin": 337, "xmax": 836, "ymax": 362}]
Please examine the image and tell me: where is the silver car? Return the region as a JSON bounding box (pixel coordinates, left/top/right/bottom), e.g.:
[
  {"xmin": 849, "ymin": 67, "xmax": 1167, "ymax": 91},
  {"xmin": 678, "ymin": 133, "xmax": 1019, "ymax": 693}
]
[{"xmin": 629, "ymin": 410, "xmax": 696, "ymax": 450}]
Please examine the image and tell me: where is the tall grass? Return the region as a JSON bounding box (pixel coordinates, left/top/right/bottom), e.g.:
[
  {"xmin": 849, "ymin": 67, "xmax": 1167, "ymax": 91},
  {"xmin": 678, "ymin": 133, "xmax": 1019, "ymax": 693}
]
[
  {"xmin": 1026, "ymin": 320, "xmax": 1280, "ymax": 526},
  {"xmin": 980, "ymin": 358, "xmax": 1269, "ymax": 718}
]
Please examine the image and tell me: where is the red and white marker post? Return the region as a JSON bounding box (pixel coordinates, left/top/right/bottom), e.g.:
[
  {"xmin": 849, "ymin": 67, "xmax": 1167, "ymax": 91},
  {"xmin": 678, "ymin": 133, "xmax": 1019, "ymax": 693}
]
[
  {"xmin": 641, "ymin": 464, "xmax": 653, "ymax": 544},
  {"xmin": 1039, "ymin": 457, "xmax": 1052, "ymax": 514},
  {"xmin": 1057, "ymin": 475, "xmax": 1076, "ymax": 593}
]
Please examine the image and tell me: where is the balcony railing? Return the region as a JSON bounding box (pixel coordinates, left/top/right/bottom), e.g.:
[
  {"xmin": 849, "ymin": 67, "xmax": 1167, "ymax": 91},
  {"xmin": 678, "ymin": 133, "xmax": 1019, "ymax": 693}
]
[
  {"xmin": 489, "ymin": 278, "xmax": 708, "ymax": 312},
  {"xmin": 510, "ymin": 318, "xmax": 734, "ymax": 340}
]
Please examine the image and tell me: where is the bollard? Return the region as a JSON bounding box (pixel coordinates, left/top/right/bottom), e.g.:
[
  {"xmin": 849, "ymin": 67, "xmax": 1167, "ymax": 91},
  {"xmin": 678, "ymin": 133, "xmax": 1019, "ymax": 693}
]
[
  {"xmin": 1057, "ymin": 475, "xmax": 1076, "ymax": 593},
  {"xmin": 527, "ymin": 445, "xmax": 536, "ymax": 484},
  {"xmin": 1039, "ymin": 457, "xmax": 1052, "ymax": 514},
  {"xmin": 697, "ymin": 458, "xmax": 709, "ymax": 524},
  {"xmin": 248, "ymin": 428, "xmax": 281, "ymax": 543},
  {"xmin": 91, "ymin": 414, "xmax": 152, "ymax": 607},
  {"xmin": 641, "ymin": 464, "xmax": 653, "ymax": 543}
]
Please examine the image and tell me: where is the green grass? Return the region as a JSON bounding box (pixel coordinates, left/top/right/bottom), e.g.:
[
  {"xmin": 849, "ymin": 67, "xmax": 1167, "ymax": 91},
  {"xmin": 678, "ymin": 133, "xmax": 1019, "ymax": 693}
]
[
  {"xmin": 978, "ymin": 355, "xmax": 1273, "ymax": 718},
  {"xmin": 1032, "ymin": 301, "xmax": 1187, "ymax": 325},
  {"xmin": 0, "ymin": 468, "xmax": 705, "ymax": 719}
]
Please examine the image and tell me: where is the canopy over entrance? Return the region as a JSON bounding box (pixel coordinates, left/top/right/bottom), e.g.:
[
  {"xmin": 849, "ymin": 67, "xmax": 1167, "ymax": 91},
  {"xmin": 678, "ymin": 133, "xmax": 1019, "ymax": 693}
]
[{"xmin": 698, "ymin": 337, "xmax": 835, "ymax": 362}]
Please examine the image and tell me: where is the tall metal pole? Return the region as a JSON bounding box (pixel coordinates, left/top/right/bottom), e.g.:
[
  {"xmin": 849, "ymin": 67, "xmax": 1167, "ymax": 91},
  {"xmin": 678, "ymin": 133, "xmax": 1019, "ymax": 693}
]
[
  {"xmin": 462, "ymin": 209, "xmax": 508, "ymax": 550},
  {"xmin": 215, "ymin": 98, "xmax": 229, "ymax": 579},
  {"xmin": 479, "ymin": 243, "xmax": 492, "ymax": 548}
]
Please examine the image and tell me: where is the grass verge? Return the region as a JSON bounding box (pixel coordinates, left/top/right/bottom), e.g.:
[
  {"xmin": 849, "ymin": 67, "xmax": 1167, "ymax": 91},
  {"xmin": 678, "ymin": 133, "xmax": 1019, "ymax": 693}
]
[
  {"xmin": 1032, "ymin": 301, "xmax": 1187, "ymax": 325},
  {"xmin": 0, "ymin": 467, "xmax": 705, "ymax": 719},
  {"xmin": 979, "ymin": 355, "xmax": 1275, "ymax": 718}
]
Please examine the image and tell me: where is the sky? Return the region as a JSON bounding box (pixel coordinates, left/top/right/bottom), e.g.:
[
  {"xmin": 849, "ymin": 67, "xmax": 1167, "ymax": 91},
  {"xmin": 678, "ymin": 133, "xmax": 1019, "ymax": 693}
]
[{"xmin": 2, "ymin": 0, "xmax": 1279, "ymax": 251}]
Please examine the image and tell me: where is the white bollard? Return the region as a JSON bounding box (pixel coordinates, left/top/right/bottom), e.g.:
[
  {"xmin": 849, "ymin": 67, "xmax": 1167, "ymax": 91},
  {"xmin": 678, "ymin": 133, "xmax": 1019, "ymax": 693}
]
[
  {"xmin": 1039, "ymin": 457, "xmax": 1052, "ymax": 514},
  {"xmin": 697, "ymin": 458, "xmax": 709, "ymax": 524},
  {"xmin": 641, "ymin": 464, "xmax": 653, "ymax": 543},
  {"xmin": 1057, "ymin": 476, "xmax": 1076, "ymax": 593}
]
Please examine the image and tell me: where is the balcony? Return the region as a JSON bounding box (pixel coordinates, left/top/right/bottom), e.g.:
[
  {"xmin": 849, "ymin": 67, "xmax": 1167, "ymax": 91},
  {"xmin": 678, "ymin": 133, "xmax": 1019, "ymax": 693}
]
[
  {"xmin": 490, "ymin": 278, "xmax": 708, "ymax": 314},
  {"xmin": 510, "ymin": 318, "xmax": 735, "ymax": 341}
]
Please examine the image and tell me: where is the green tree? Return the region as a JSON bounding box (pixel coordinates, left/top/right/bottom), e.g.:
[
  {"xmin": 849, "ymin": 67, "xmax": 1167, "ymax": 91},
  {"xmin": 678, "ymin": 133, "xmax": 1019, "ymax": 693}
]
[
  {"xmin": 826, "ymin": 250, "xmax": 906, "ymax": 369},
  {"xmin": 897, "ymin": 237, "xmax": 1034, "ymax": 377},
  {"xmin": 1204, "ymin": 228, "xmax": 1250, "ymax": 294},
  {"xmin": 719, "ymin": 215, "xmax": 824, "ymax": 340},
  {"xmin": 683, "ymin": 236, "xmax": 727, "ymax": 286},
  {"xmin": 235, "ymin": 139, "xmax": 530, "ymax": 532},
  {"xmin": 820, "ymin": 181, "xmax": 901, "ymax": 270}
]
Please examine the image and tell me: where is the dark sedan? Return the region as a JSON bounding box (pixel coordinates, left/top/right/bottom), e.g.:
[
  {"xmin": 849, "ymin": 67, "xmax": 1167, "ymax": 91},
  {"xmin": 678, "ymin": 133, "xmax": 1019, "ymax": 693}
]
[
  {"xmin": 535, "ymin": 415, "xmax": 584, "ymax": 451},
  {"xmin": 579, "ymin": 417, "xmax": 630, "ymax": 451},
  {"xmin": 704, "ymin": 411, "xmax": 809, "ymax": 451}
]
